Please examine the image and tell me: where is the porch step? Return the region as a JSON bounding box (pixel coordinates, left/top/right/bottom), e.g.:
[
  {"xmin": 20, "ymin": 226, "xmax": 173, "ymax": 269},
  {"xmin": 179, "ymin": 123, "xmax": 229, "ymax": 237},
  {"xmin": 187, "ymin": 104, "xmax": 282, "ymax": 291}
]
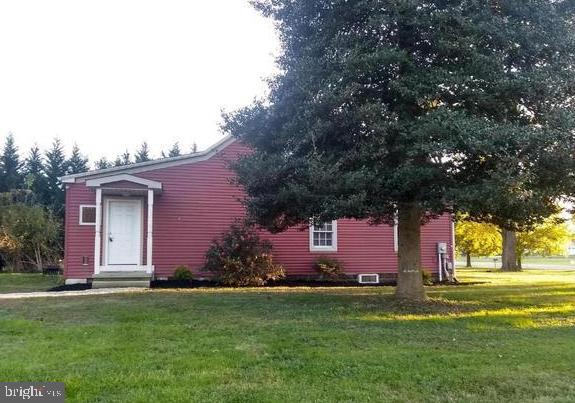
[
  {"xmin": 92, "ymin": 272, "xmax": 151, "ymax": 289},
  {"xmin": 92, "ymin": 280, "xmax": 150, "ymax": 289}
]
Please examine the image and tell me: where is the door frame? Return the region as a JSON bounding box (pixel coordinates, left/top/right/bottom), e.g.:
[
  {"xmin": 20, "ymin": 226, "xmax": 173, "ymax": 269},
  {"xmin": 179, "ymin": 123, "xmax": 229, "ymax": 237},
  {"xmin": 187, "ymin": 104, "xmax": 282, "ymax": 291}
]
[{"xmin": 102, "ymin": 197, "xmax": 144, "ymax": 268}]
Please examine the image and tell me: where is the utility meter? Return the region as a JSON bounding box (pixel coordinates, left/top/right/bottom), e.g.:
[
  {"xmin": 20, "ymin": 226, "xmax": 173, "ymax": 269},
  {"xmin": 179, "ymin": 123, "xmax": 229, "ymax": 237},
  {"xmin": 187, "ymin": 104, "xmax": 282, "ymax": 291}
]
[{"xmin": 437, "ymin": 242, "xmax": 448, "ymax": 254}]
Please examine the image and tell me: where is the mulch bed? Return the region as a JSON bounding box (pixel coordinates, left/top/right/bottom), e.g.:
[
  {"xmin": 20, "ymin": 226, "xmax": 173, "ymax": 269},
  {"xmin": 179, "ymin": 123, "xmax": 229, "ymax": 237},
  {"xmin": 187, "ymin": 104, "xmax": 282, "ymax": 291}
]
[
  {"xmin": 45, "ymin": 279, "xmax": 484, "ymax": 292},
  {"xmin": 48, "ymin": 283, "xmax": 92, "ymax": 292}
]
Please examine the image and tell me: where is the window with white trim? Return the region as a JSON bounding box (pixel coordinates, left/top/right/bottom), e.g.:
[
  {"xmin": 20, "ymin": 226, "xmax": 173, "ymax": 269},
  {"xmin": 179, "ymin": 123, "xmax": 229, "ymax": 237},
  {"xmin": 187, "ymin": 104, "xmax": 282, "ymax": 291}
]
[
  {"xmin": 79, "ymin": 205, "xmax": 97, "ymax": 225},
  {"xmin": 310, "ymin": 220, "xmax": 337, "ymax": 251}
]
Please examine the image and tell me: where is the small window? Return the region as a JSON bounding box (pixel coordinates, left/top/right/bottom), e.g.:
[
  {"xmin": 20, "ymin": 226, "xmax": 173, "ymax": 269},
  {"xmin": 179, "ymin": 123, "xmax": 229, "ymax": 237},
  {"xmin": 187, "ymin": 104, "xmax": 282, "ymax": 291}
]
[
  {"xmin": 310, "ymin": 220, "xmax": 337, "ymax": 251},
  {"xmin": 79, "ymin": 205, "xmax": 97, "ymax": 225}
]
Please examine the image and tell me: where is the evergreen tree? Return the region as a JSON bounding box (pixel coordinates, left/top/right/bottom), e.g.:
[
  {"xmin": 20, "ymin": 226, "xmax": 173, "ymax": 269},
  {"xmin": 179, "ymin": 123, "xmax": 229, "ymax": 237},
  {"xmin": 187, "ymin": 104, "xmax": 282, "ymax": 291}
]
[
  {"xmin": 112, "ymin": 150, "xmax": 132, "ymax": 166},
  {"xmin": 121, "ymin": 150, "xmax": 131, "ymax": 165},
  {"xmin": 43, "ymin": 139, "xmax": 67, "ymax": 216},
  {"xmin": 224, "ymin": 0, "xmax": 575, "ymax": 301},
  {"xmin": 0, "ymin": 133, "xmax": 23, "ymax": 192},
  {"xmin": 95, "ymin": 157, "xmax": 112, "ymax": 170},
  {"xmin": 168, "ymin": 142, "xmax": 181, "ymax": 157},
  {"xmin": 23, "ymin": 145, "xmax": 48, "ymax": 202},
  {"xmin": 66, "ymin": 144, "xmax": 89, "ymax": 174},
  {"xmin": 135, "ymin": 142, "xmax": 151, "ymax": 163},
  {"xmin": 191, "ymin": 142, "xmax": 198, "ymax": 153}
]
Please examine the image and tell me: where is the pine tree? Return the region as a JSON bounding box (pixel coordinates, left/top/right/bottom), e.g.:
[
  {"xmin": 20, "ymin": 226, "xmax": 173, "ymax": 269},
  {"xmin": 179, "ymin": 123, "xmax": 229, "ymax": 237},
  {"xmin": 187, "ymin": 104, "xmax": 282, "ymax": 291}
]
[
  {"xmin": 112, "ymin": 150, "xmax": 132, "ymax": 166},
  {"xmin": 0, "ymin": 133, "xmax": 23, "ymax": 192},
  {"xmin": 135, "ymin": 142, "xmax": 151, "ymax": 163},
  {"xmin": 95, "ymin": 157, "xmax": 112, "ymax": 170},
  {"xmin": 23, "ymin": 145, "xmax": 48, "ymax": 203},
  {"xmin": 191, "ymin": 142, "xmax": 198, "ymax": 153},
  {"xmin": 225, "ymin": 0, "xmax": 575, "ymax": 301},
  {"xmin": 121, "ymin": 150, "xmax": 131, "ymax": 165},
  {"xmin": 168, "ymin": 142, "xmax": 181, "ymax": 157},
  {"xmin": 66, "ymin": 144, "xmax": 89, "ymax": 174},
  {"xmin": 43, "ymin": 139, "xmax": 67, "ymax": 216}
]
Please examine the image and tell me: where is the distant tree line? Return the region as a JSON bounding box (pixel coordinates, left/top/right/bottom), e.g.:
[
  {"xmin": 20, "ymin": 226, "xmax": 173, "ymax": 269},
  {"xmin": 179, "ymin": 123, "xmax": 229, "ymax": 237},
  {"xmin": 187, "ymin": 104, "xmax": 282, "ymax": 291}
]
[{"xmin": 0, "ymin": 132, "xmax": 198, "ymax": 271}]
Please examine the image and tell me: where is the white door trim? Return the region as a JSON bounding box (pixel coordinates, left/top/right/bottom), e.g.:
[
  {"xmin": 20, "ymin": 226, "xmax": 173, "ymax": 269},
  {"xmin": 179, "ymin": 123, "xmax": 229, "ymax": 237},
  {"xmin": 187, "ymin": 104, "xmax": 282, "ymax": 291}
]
[{"xmin": 102, "ymin": 197, "xmax": 144, "ymax": 269}]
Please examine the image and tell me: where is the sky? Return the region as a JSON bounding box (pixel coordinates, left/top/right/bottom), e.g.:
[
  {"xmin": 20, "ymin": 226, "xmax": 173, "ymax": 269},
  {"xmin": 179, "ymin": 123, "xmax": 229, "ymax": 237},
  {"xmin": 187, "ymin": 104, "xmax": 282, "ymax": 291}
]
[{"xmin": 0, "ymin": 0, "xmax": 279, "ymax": 163}]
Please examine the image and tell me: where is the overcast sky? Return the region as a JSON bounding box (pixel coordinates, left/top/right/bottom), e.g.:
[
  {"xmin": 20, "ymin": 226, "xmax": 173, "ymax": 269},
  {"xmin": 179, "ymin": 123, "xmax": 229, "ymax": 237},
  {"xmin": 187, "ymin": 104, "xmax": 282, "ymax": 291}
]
[{"xmin": 0, "ymin": 0, "xmax": 279, "ymax": 163}]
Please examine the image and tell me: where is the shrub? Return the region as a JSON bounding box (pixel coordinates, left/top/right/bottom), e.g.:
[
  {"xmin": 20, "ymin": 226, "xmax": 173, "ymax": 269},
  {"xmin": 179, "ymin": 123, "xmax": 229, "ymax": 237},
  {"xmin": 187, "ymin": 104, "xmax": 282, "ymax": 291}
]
[
  {"xmin": 172, "ymin": 265, "xmax": 193, "ymax": 281},
  {"xmin": 313, "ymin": 256, "xmax": 344, "ymax": 279},
  {"xmin": 204, "ymin": 222, "xmax": 285, "ymax": 286},
  {"xmin": 421, "ymin": 269, "xmax": 434, "ymax": 286}
]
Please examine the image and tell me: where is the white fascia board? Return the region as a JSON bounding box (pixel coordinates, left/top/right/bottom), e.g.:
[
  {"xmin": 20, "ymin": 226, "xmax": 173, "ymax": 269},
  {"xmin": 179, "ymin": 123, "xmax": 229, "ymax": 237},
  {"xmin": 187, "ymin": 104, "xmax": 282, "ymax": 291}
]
[{"xmin": 85, "ymin": 174, "xmax": 162, "ymax": 190}]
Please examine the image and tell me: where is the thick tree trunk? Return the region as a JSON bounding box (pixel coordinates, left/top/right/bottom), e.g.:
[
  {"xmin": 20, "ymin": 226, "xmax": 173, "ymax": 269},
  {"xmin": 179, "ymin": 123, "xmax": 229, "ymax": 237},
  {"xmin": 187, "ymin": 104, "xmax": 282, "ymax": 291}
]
[
  {"xmin": 395, "ymin": 203, "xmax": 426, "ymax": 301},
  {"xmin": 501, "ymin": 229, "xmax": 520, "ymax": 272},
  {"xmin": 466, "ymin": 252, "xmax": 472, "ymax": 268}
]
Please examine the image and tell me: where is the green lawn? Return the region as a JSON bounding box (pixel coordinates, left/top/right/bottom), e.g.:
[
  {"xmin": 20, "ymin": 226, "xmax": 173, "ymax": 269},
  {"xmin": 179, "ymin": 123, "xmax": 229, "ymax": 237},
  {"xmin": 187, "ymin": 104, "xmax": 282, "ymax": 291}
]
[
  {"xmin": 0, "ymin": 269, "xmax": 574, "ymax": 402},
  {"xmin": 0, "ymin": 273, "xmax": 62, "ymax": 294},
  {"xmin": 457, "ymin": 255, "xmax": 575, "ymax": 268}
]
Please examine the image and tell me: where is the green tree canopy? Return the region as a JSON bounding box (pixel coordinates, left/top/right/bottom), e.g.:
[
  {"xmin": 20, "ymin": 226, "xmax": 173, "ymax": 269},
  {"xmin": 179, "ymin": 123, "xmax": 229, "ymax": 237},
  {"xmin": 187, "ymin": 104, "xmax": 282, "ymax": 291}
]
[
  {"xmin": 455, "ymin": 218, "xmax": 501, "ymax": 266},
  {"xmin": 0, "ymin": 194, "xmax": 61, "ymax": 271},
  {"xmin": 114, "ymin": 150, "xmax": 132, "ymax": 166},
  {"xmin": 166, "ymin": 142, "xmax": 181, "ymax": 158},
  {"xmin": 43, "ymin": 139, "xmax": 67, "ymax": 216},
  {"xmin": 0, "ymin": 133, "xmax": 23, "ymax": 192},
  {"xmin": 66, "ymin": 144, "xmax": 89, "ymax": 174},
  {"xmin": 224, "ymin": 0, "xmax": 575, "ymax": 301},
  {"xmin": 517, "ymin": 218, "xmax": 572, "ymax": 264},
  {"xmin": 95, "ymin": 157, "xmax": 112, "ymax": 170},
  {"xmin": 135, "ymin": 142, "xmax": 151, "ymax": 163},
  {"xmin": 23, "ymin": 145, "xmax": 48, "ymax": 200}
]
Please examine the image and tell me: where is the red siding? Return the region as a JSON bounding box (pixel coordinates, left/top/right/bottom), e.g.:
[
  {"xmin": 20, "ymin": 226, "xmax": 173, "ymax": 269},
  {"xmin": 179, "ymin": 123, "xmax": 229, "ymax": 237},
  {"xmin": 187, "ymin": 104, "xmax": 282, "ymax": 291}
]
[
  {"xmin": 64, "ymin": 184, "xmax": 97, "ymax": 278},
  {"xmin": 64, "ymin": 141, "xmax": 454, "ymax": 279}
]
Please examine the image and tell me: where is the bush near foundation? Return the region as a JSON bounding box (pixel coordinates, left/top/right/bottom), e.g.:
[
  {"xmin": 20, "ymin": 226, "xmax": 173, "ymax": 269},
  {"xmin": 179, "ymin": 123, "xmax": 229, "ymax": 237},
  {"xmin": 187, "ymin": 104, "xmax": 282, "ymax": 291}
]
[{"xmin": 204, "ymin": 222, "xmax": 285, "ymax": 286}]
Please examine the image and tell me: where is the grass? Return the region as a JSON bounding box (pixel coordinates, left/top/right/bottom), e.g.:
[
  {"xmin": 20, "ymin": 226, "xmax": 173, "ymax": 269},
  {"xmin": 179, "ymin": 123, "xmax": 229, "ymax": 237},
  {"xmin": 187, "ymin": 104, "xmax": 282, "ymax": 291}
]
[
  {"xmin": 458, "ymin": 255, "xmax": 575, "ymax": 267},
  {"xmin": 0, "ymin": 269, "xmax": 574, "ymax": 402},
  {"xmin": 0, "ymin": 273, "xmax": 62, "ymax": 294}
]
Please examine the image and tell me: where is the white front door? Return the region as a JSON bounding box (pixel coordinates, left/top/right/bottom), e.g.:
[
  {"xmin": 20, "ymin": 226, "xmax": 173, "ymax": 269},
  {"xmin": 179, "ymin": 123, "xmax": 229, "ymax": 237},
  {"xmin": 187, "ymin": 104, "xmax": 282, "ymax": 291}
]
[{"xmin": 106, "ymin": 199, "xmax": 142, "ymax": 266}]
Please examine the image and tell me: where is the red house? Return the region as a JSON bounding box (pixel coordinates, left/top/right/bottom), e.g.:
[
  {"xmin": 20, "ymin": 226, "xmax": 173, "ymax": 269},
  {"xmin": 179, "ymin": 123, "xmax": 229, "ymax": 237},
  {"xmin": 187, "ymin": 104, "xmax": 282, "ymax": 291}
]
[{"xmin": 61, "ymin": 136, "xmax": 455, "ymax": 287}]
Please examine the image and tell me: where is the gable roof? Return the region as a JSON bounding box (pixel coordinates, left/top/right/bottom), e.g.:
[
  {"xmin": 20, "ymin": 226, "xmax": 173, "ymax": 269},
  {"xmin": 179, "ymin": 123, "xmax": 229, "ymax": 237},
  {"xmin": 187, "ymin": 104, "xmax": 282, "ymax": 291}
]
[{"xmin": 61, "ymin": 135, "xmax": 236, "ymax": 183}]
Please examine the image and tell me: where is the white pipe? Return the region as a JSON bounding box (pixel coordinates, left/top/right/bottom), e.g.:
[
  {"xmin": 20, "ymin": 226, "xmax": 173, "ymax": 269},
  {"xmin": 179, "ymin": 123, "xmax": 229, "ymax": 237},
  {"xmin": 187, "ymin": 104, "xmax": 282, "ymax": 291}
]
[{"xmin": 438, "ymin": 253, "xmax": 443, "ymax": 282}]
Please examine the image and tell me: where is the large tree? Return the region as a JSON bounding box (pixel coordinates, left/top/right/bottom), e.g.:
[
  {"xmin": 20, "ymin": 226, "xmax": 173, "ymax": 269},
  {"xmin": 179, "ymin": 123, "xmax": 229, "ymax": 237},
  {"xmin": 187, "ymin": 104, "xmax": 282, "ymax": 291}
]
[
  {"xmin": 95, "ymin": 157, "xmax": 112, "ymax": 170},
  {"xmin": 66, "ymin": 144, "xmax": 89, "ymax": 174},
  {"xmin": 0, "ymin": 133, "xmax": 23, "ymax": 192},
  {"xmin": 23, "ymin": 145, "xmax": 48, "ymax": 202},
  {"xmin": 43, "ymin": 139, "xmax": 67, "ymax": 216},
  {"xmin": 516, "ymin": 218, "xmax": 571, "ymax": 269},
  {"xmin": 118, "ymin": 150, "xmax": 132, "ymax": 166},
  {"xmin": 455, "ymin": 219, "xmax": 501, "ymax": 267},
  {"xmin": 135, "ymin": 142, "xmax": 151, "ymax": 163},
  {"xmin": 224, "ymin": 0, "xmax": 575, "ymax": 301},
  {"xmin": 163, "ymin": 142, "xmax": 181, "ymax": 158}
]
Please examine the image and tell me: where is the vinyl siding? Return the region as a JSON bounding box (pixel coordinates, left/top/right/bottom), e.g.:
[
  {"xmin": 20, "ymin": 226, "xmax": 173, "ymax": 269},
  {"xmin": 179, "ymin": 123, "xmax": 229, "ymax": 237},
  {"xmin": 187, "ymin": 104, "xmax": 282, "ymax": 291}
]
[{"xmin": 64, "ymin": 141, "xmax": 454, "ymax": 279}]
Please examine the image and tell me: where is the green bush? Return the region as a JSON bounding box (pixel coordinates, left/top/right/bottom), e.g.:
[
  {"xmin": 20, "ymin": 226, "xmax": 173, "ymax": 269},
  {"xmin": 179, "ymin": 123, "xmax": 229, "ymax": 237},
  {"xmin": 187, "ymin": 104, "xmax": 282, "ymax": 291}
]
[
  {"xmin": 204, "ymin": 222, "xmax": 285, "ymax": 286},
  {"xmin": 172, "ymin": 265, "xmax": 193, "ymax": 281},
  {"xmin": 421, "ymin": 269, "xmax": 434, "ymax": 286},
  {"xmin": 313, "ymin": 256, "xmax": 344, "ymax": 279}
]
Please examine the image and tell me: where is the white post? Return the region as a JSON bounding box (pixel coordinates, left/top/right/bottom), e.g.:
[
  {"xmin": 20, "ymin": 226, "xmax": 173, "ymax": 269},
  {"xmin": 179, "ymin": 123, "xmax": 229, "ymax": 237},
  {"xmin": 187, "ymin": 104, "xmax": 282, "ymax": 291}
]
[
  {"xmin": 94, "ymin": 188, "xmax": 102, "ymax": 275},
  {"xmin": 451, "ymin": 218, "xmax": 456, "ymax": 279},
  {"xmin": 393, "ymin": 219, "xmax": 399, "ymax": 253},
  {"xmin": 147, "ymin": 189, "xmax": 154, "ymax": 274}
]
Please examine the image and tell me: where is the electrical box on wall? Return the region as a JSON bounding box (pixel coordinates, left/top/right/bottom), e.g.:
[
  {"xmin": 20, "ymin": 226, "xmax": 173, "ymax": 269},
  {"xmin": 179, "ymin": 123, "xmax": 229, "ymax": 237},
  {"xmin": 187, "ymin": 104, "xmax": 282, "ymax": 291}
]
[{"xmin": 437, "ymin": 242, "xmax": 448, "ymax": 254}]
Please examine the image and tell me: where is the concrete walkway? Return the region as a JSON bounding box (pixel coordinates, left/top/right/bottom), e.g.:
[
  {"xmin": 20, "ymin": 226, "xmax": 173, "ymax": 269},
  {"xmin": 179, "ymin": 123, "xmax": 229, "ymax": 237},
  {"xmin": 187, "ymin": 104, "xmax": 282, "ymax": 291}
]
[{"xmin": 0, "ymin": 287, "xmax": 147, "ymax": 300}]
